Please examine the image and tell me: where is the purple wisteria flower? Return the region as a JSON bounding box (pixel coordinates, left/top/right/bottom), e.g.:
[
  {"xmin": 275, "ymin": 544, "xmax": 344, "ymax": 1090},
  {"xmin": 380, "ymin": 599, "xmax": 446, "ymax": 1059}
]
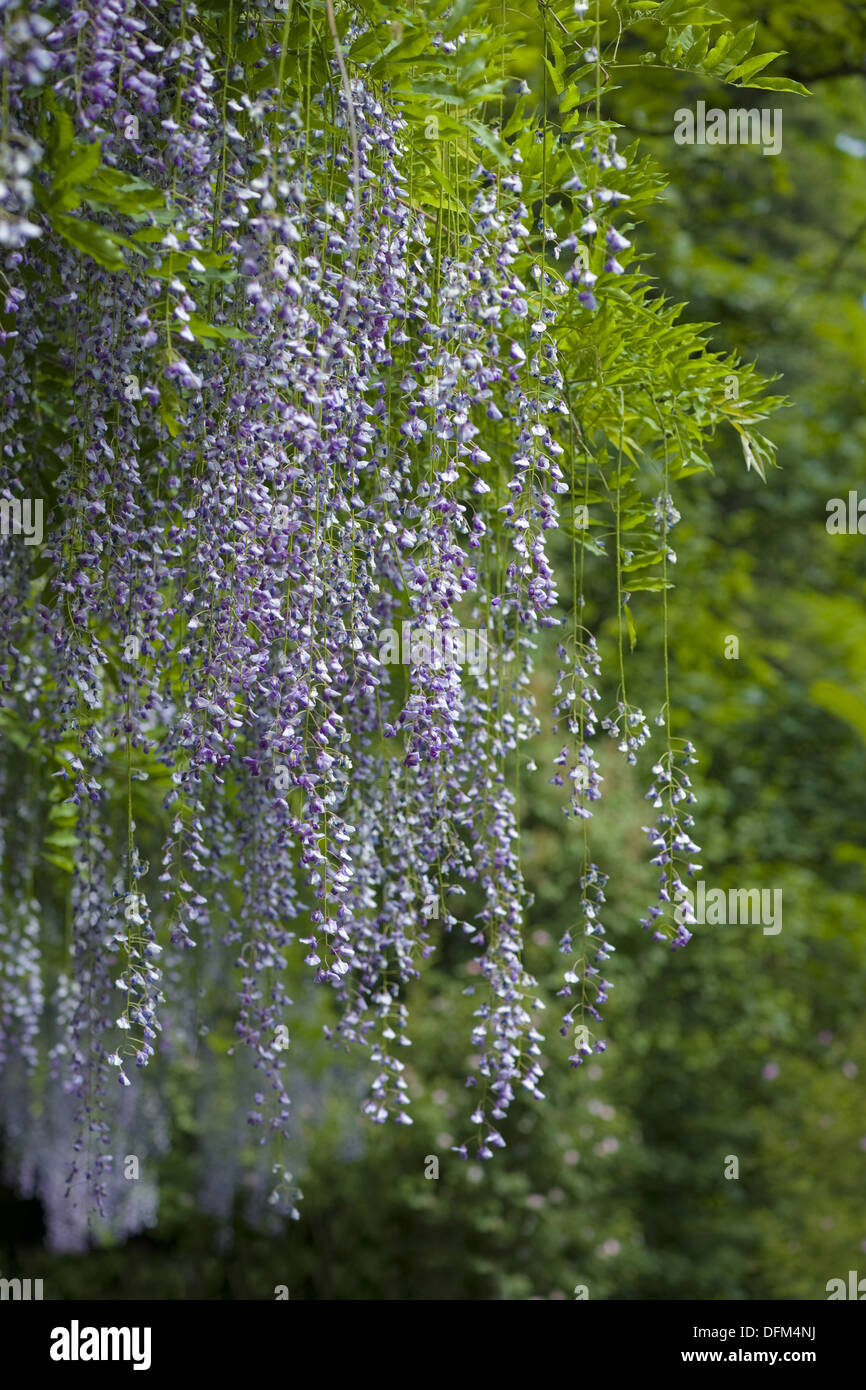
[{"xmin": 0, "ymin": 0, "xmax": 697, "ymax": 1240}]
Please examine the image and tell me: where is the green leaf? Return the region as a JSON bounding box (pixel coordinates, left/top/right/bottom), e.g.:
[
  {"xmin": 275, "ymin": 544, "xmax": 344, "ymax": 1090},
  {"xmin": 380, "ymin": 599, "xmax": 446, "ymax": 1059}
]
[
  {"xmin": 624, "ymin": 574, "xmax": 675, "ymax": 592},
  {"xmin": 43, "ymin": 104, "xmax": 75, "ymax": 162},
  {"xmin": 348, "ymin": 27, "xmax": 387, "ymax": 63},
  {"xmin": 809, "ymin": 681, "xmax": 866, "ymax": 744},
  {"xmin": 51, "ymin": 214, "xmax": 127, "ymax": 271},
  {"xmin": 442, "ymin": 0, "xmax": 481, "ymax": 40},
  {"xmin": 41, "ymin": 850, "xmax": 76, "ymax": 874},
  {"xmin": 132, "ymin": 226, "xmax": 171, "ymax": 244},
  {"xmin": 53, "ymin": 141, "xmax": 102, "ymax": 193},
  {"xmin": 742, "ymin": 75, "xmax": 810, "ymax": 96},
  {"xmin": 653, "ymin": 0, "xmax": 727, "ymax": 22},
  {"xmin": 544, "ymin": 58, "xmax": 565, "ymax": 95},
  {"xmin": 186, "ymin": 314, "xmax": 253, "ymax": 344},
  {"xmin": 623, "ymin": 549, "xmax": 666, "ymax": 571},
  {"xmin": 83, "ymin": 167, "xmax": 166, "ymax": 217},
  {"xmin": 463, "ymin": 117, "xmax": 509, "ymax": 164},
  {"xmin": 410, "ymin": 77, "xmax": 465, "ymax": 105},
  {"xmin": 725, "ymin": 51, "xmax": 784, "ymax": 84},
  {"xmin": 159, "ymin": 396, "xmax": 183, "ymax": 439},
  {"xmin": 712, "ymin": 21, "xmax": 757, "ymax": 71},
  {"xmin": 44, "ymin": 827, "xmax": 80, "ymax": 849},
  {"xmin": 0, "ymin": 709, "xmax": 32, "ymax": 752}
]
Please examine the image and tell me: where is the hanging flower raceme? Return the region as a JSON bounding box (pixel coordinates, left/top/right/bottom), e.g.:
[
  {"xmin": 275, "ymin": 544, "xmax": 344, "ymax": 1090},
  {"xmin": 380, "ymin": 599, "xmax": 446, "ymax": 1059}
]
[{"xmin": 640, "ymin": 740, "xmax": 701, "ymax": 949}]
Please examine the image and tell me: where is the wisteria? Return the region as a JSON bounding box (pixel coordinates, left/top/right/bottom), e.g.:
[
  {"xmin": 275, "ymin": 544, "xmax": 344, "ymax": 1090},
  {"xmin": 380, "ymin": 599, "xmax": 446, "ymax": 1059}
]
[{"xmin": 0, "ymin": 0, "xmax": 782, "ymax": 1248}]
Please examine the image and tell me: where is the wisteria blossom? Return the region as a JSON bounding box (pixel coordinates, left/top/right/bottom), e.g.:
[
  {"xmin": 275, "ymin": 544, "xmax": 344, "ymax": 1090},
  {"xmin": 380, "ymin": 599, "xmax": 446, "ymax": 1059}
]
[{"xmin": 0, "ymin": 0, "xmax": 790, "ymax": 1248}]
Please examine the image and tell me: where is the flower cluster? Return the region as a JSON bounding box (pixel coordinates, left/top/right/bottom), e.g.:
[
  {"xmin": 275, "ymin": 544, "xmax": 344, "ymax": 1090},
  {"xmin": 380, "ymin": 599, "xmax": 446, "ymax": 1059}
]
[
  {"xmin": 0, "ymin": 0, "xmax": 695, "ymax": 1240},
  {"xmin": 640, "ymin": 740, "xmax": 701, "ymax": 949}
]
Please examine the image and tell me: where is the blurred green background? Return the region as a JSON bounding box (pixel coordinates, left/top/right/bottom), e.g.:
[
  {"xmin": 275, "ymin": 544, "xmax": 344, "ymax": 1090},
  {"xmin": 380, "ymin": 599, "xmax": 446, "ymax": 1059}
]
[{"xmin": 3, "ymin": 1, "xmax": 865, "ymax": 1299}]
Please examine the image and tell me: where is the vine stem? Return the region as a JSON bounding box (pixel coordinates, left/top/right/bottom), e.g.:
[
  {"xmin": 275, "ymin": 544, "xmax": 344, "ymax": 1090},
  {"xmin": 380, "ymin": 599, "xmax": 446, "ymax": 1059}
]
[
  {"xmin": 325, "ymin": 0, "xmax": 361, "ymax": 329},
  {"xmin": 615, "ymin": 392, "xmax": 627, "ymax": 701}
]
